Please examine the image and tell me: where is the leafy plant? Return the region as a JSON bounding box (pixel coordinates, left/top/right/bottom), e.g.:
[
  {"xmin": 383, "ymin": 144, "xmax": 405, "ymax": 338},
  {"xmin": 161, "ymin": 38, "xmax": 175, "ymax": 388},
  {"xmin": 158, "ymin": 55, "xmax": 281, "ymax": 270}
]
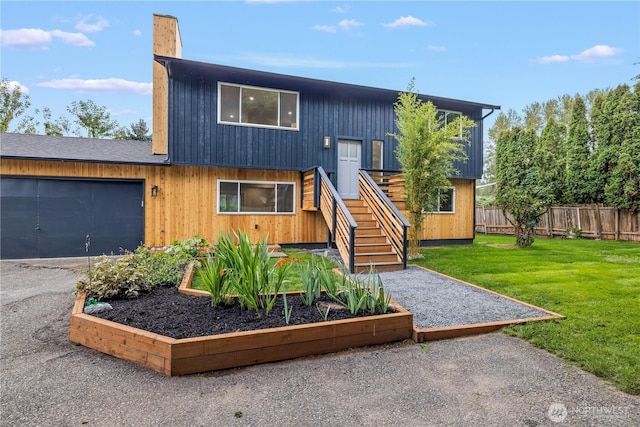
[
  {"xmin": 214, "ymin": 231, "xmax": 293, "ymax": 317},
  {"xmin": 76, "ymin": 248, "xmax": 190, "ymax": 300},
  {"xmin": 197, "ymin": 254, "xmax": 232, "ymax": 306},
  {"xmin": 330, "ymin": 266, "xmax": 392, "ymax": 315},
  {"xmin": 166, "ymin": 233, "xmax": 215, "ymax": 258},
  {"xmin": 298, "ymin": 254, "xmax": 323, "ymax": 306},
  {"xmin": 282, "ymin": 292, "xmax": 293, "ymax": 325}
]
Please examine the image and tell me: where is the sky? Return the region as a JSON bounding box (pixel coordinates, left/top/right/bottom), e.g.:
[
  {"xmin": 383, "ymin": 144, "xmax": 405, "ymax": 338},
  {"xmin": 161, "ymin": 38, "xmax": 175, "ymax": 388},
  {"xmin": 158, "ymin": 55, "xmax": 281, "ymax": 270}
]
[{"xmin": 1, "ymin": 0, "xmax": 638, "ymax": 139}]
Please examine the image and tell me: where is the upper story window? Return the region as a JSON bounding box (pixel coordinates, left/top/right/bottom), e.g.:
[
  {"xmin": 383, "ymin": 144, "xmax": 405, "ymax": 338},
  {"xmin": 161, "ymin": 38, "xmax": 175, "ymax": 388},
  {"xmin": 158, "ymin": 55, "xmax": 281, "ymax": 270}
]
[
  {"xmin": 437, "ymin": 110, "xmax": 462, "ymax": 138},
  {"xmin": 218, "ymin": 83, "xmax": 299, "ymax": 130}
]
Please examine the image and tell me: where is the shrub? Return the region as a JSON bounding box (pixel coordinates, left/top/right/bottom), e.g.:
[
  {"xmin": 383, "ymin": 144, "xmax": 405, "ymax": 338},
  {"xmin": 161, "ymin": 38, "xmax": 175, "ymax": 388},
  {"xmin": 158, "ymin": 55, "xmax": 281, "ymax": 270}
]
[
  {"xmin": 165, "ymin": 233, "xmax": 215, "ymax": 258},
  {"xmin": 76, "ymin": 248, "xmax": 191, "ymax": 300}
]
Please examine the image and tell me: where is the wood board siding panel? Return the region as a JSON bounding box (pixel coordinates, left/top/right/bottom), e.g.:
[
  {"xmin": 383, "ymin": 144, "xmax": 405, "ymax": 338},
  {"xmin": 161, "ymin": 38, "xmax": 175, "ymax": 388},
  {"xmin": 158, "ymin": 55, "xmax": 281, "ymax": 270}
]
[{"xmin": 1, "ymin": 160, "xmax": 327, "ymax": 248}]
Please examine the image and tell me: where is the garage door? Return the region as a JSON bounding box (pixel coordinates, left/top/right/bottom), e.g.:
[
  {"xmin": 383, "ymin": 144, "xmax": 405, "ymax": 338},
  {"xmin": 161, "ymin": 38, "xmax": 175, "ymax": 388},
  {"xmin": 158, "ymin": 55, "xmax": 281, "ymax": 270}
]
[{"xmin": 1, "ymin": 177, "xmax": 144, "ymax": 259}]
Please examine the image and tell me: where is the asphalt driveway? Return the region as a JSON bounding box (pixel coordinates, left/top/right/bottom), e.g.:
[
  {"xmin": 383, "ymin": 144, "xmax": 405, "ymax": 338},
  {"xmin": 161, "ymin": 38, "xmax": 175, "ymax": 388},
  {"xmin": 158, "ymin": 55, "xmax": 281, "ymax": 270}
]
[{"xmin": 1, "ymin": 258, "xmax": 638, "ymax": 426}]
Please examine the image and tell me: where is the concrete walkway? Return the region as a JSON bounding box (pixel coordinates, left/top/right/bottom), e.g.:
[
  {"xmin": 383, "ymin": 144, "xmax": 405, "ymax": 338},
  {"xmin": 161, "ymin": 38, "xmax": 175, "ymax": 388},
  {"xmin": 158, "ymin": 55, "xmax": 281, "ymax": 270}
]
[{"xmin": 1, "ymin": 258, "xmax": 638, "ymax": 426}]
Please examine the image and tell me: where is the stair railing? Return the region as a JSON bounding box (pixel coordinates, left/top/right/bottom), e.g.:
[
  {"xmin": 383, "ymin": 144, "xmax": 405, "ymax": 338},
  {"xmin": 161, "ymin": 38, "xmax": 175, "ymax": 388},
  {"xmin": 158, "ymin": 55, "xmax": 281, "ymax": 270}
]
[
  {"xmin": 359, "ymin": 170, "xmax": 410, "ymax": 269},
  {"xmin": 314, "ymin": 166, "xmax": 358, "ymax": 273}
]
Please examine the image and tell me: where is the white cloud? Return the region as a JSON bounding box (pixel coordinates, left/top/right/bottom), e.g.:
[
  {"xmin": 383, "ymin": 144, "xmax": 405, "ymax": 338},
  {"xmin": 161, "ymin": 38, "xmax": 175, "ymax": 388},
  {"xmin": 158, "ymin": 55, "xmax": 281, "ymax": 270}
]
[
  {"xmin": 313, "ymin": 19, "xmax": 363, "ymax": 33},
  {"xmin": 427, "ymin": 45, "xmax": 446, "ymax": 52},
  {"xmin": 534, "ymin": 44, "xmax": 622, "ymax": 64},
  {"xmin": 1, "ymin": 28, "xmax": 52, "ymax": 49},
  {"xmin": 0, "ymin": 28, "xmax": 94, "ymax": 48},
  {"xmin": 338, "ymin": 19, "xmax": 363, "ymax": 31},
  {"xmin": 571, "ymin": 44, "xmax": 622, "ymax": 63},
  {"xmin": 382, "ymin": 16, "xmax": 431, "ymax": 28},
  {"xmin": 133, "ymin": 29, "xmax": 142, "ymax": 36},
  {"xmin": 35, "ymin": 78, "xmax": 152, "ymax": 95},
  {"xmin": 312, "ymin": 25, "xmax": 336, "ymax": 33},
  {"xmin": 3, "ymin": 80, "xmax": 30, "ymax": 95},
  {"xmin": 535, "ymin": 54, "xmax": 570, "ymax": 64},
  {"xmin": 332, "ymin": 6, "xmax": 349, "ymax": 13},
  {"xmin": 50, "ymin": 30, "xmax": 94, "ymax": 47},
  {"xmin": 74, "ymin": 15, "xmax": 110, "ymax": 33}
]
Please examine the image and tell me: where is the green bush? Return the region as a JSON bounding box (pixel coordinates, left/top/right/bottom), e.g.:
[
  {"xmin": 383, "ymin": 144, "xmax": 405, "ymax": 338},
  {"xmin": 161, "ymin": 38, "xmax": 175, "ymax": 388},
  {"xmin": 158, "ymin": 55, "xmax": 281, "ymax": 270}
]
[
  {"xmin": 165, "ymin": 233, "xmax": 215, "ymax": 258},
  {"xmin": 76, "ymin": 248, "xmax": 191, "ymax": 300}
]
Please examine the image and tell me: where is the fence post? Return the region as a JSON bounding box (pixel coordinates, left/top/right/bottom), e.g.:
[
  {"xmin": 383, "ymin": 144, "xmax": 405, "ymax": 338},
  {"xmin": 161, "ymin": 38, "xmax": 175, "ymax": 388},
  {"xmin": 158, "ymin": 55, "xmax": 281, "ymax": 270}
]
[
  {"xmin": 593, "ymin": 204, "xmax": 601, "ymax": 240},
  {"xmin": 615, "ymin": 209, "xmax": 620, "ymax": 241},
  {"xmin": 547, "ymin": 210, "xmax": 552, "ymax": 237},
  {"xmin": 482, "ymin": 205, "xmax": 487, "ymax": 235}
]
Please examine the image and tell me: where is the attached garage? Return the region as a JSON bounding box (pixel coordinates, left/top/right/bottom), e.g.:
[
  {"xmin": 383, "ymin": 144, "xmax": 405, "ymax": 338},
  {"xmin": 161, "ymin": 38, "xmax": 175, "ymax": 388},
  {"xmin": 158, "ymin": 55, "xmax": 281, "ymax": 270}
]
[
  {"xmin": 0, "ymin": 132, "xmax": 169, "ymax": 260},
  {"xmin": 1, "ymin": 177, "xmax": 144, "ymax": 259}
]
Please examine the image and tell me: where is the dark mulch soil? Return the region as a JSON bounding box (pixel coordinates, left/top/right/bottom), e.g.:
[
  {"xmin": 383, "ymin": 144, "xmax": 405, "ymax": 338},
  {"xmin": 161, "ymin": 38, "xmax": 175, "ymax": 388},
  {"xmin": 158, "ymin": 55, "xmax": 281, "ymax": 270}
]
[{"xmin": 90, "ymin": 285, "xmax": 372, "ymax": 339}]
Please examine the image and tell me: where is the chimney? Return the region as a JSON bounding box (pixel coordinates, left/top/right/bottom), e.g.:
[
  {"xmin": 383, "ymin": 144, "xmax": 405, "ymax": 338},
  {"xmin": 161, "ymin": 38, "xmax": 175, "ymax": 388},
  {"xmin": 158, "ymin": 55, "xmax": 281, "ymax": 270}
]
[{"xmin": 152, "ymin": 14, "xmax": 182, "ymax": 155}]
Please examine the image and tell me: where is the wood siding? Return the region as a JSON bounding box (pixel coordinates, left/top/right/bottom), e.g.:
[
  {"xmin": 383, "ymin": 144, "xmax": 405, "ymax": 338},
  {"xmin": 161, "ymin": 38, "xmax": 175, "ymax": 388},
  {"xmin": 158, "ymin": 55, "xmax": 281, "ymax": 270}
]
[
  {"xmin": 419, "ymin": 179, "xmax": 476, "ymax": 240},
  {"xmin": 1, "ymin": 159, "xmax": 327, "ymax": 248}
]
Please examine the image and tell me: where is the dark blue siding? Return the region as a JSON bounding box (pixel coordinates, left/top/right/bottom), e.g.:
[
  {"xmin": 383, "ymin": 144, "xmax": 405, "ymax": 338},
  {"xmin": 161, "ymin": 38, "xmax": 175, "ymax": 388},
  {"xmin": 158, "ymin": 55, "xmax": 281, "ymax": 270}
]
[{"xmin": 165, "ymin": 58, "xmax": 492, "ymax": 179}]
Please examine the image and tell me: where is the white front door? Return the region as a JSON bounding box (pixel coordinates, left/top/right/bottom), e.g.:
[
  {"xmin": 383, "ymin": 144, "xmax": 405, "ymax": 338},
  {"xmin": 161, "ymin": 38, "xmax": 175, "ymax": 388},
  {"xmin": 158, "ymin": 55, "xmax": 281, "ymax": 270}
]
[{"xmin": 337, "ymin": 139, "xmax": 361, "ymax": 199}]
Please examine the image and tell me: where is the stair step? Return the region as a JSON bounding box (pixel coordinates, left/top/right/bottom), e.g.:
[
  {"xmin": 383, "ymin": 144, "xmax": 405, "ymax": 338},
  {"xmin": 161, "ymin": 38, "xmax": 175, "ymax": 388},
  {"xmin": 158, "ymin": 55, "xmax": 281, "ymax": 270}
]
[
  {"xmin": 353, "ymin": 252, "xmax": 399, "ymax": 264},
  {"xmin": 353, "ymin": 261, "xmax": 404, "ymax": 273},
  {"xmin": 354, "ymin": 243, "xmax": 393, "ymax": 253},
  {"xmin": 355, "ymin": 235, "xmax": 388, "ymax": 244},
  {"xmin": 354, "ymin": 227, "xmax": 383, "ymax": 237},
  {"xmin": 355, "ymin": 219, "xmax": 377, "ymax": 227},
  {"xmin": 352, "ymin": 212, "xmax": 375, "ymax": 221}
]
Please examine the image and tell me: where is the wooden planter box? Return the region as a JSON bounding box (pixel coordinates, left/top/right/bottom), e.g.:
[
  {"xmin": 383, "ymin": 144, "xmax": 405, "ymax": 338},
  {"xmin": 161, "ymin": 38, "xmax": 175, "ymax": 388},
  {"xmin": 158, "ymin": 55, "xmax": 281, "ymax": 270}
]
[{"xmin": 70, "ymin": 264, "xmax": 413, "ymax": 376}]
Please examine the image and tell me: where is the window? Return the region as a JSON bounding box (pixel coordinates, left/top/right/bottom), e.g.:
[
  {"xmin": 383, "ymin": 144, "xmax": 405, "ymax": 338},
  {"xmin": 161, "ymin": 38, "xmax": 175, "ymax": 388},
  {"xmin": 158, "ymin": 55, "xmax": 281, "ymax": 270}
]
[
  {"xmin": 218, "ymin": 83, "xmax": 298, "ymax": 129},
  {"xmin": 372, "ymin": 140, "xmax": 383, "ymax": 170},
  {"xmin": 218, "ymin": 180, "xmax": 295, "ymax": 214},
  {"xmin": 435, "ymin": 187, "xmax": 455, "ymax": 213},
  {"xmin": 437, "ymin": 110, "xmax": 462, "ymax": 137}
]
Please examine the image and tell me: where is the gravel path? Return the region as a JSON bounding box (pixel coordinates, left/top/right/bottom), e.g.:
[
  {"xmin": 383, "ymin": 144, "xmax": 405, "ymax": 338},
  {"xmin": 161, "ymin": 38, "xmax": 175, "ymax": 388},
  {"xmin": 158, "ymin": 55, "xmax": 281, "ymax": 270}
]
[
  {"xmin": 378, "ymin": 266, "xmax": 551, "ymax": 328},
  {"xmin": 1, "ymin": 258, "xmax": 638, "ymax": 426}
]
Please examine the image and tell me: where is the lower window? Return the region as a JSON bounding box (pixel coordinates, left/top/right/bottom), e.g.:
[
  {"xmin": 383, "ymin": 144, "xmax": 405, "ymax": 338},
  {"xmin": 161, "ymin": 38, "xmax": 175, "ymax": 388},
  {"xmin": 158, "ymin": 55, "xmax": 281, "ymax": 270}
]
[
  {"xmin": 435, "ymin": 187, "xmax": 455, "ymax": 213},
  {"xmin": 218, "ymin": 180, "xmax": 295, "ymax": 214}
]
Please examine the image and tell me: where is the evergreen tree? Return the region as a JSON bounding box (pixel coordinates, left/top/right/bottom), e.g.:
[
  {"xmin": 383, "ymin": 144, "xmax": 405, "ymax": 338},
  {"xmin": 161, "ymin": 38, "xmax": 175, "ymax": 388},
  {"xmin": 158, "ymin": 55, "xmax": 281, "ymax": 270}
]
[
  {"xmin": 604, "ymin": 83, "xmax": 640, "ymax": 211},
  {"xmin": 495, "ymin": 127, "xmax": 552, "ymax": 246},
  {"xmin": 565, "ymin": 95, "xmax": 594, "ymax": 204},
  {"xmin": 534, "ymin": 117, "xmax": 567, "ymax": 204}
]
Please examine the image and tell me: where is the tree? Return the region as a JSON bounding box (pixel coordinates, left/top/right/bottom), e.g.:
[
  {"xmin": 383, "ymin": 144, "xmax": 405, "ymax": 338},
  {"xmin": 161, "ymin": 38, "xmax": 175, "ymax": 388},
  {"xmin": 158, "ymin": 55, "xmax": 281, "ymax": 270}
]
[
  {"xmin": 565, "ymin": 95, "xmax": 594, "ymax": 204},
  {"xmin": 126, "ymin": 118, "xmax": 152, "ymax": 141},
  {"xmin": 534, "ymin": 117, "xmax": 567, "ymax": 204},
  {"xmin": 0, "ymin": 78, "xmax": 31, "ymax": 132},
  {"xmin": 484, "ymin": 108, "xmax": 522, "ymax": 188},
  {"xmin": 495, "ymin": 127, "xmax": 552, "ymax": 247},
  {"xmin": 67, "ymin": 99, "xmax": 120, "ymax": 138},
  {"xmin": 604, "ymin": 83, "xmax": 640, "ymax": 211},
  {"xmin": 390, "ymin": 79, "xmax": 475, "ymax": 254}
]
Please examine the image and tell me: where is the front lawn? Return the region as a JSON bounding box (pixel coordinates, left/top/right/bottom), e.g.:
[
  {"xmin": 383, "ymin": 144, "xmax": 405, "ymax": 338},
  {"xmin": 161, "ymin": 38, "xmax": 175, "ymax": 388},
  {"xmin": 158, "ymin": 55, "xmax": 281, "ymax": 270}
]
[{"xmin": 411, "ymin": 235, "xmax": 640, "ymax": 395}]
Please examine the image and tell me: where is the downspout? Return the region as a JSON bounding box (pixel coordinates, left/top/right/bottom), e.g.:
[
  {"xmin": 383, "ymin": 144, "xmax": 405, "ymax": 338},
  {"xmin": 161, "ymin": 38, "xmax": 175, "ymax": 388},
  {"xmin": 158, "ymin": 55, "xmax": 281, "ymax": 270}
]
[
  {"xmin": 475, "ymin": 107, "xmax": 499, "ymax": 241},
  {"xmin": 481, "ymin": 108, "xmax": 497, "ymax": 121}
]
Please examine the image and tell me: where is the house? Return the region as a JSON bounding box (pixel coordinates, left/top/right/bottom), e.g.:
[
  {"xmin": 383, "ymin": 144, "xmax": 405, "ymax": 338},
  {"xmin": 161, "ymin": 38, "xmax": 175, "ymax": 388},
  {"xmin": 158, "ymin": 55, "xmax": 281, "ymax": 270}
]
[{"xmin": 0, "ymin": 14, "xmax": 499, "ymax": 271}]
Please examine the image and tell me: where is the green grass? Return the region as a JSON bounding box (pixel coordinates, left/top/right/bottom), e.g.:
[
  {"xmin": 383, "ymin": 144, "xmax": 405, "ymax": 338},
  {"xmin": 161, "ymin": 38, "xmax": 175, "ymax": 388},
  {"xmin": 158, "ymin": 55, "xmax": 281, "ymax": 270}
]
[
  {"xmin": 190, "ymin": 248, "xmax": 339, "ymax": 293},
  {"xmin": 411, "ymin": 235, "xmax": 640, "ymax": 395}
]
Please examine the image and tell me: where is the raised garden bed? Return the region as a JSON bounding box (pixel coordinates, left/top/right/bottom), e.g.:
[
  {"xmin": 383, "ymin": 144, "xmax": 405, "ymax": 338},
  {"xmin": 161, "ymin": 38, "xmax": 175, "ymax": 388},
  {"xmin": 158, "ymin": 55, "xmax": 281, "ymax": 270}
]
[{"xmin": 70, "ymin": 263, "xmax": 413, "ymax": 376}]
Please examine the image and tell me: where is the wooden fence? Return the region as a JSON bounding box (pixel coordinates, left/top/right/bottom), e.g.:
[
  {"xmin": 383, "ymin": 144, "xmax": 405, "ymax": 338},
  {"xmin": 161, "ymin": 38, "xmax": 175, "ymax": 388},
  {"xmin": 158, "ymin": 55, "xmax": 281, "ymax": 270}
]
[{"xmin": 475, "ymin": 206, "xmax": 640, "ymax": 242}]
